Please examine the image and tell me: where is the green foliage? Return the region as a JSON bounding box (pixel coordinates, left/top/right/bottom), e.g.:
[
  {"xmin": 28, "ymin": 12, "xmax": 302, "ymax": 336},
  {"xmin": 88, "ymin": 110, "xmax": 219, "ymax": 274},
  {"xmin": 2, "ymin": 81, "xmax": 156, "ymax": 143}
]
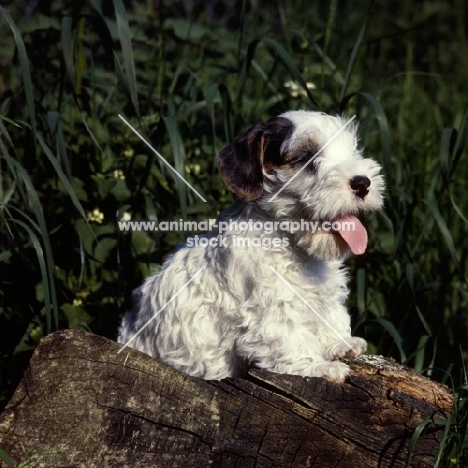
[
  {"xmin": 0, "ymin": 448, "xmax": 14, "ymax": 468},
  {"xmin": 0, "ymin": 446, "xmax": 55, "ymax": 468},
  {"xmin": 0, "ymin": 0, "xmax": 467, "ymax": 463}
]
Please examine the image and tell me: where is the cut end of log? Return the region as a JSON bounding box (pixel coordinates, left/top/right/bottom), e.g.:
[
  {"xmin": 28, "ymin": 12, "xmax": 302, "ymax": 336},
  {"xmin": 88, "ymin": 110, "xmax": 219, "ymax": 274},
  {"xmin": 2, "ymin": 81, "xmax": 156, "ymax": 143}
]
[{"xmin": 343, "ymin": 354, "xmax": 453, "ymax": 411}]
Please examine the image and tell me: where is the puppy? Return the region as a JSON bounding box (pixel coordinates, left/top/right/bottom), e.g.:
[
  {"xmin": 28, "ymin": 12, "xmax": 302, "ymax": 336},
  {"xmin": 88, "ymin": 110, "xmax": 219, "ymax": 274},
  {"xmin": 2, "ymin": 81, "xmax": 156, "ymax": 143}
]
[{"xmin": 118, "ymin": 110, "xmax": 384, "ymax": 381}]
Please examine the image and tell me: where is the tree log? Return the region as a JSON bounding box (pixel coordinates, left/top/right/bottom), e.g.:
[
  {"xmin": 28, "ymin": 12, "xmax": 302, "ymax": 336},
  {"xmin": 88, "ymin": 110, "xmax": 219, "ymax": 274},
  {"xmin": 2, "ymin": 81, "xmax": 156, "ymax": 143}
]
[{"xmin": 0, "ymin": 330, "xmax": 452, "ymax": 467}]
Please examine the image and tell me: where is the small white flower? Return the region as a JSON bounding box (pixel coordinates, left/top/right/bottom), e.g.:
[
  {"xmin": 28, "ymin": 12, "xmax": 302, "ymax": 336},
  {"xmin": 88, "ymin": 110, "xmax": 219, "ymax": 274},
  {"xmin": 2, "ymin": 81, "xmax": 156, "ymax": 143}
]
[
  {"xmin": 284, "ymin": 80, "xmax": 316, "ymax": 98},
  {"xmin": 121, "ymin": 212, "xmax": 131, "ymax": 222},
  {"xmin": 113, "ymin": 169, "xmax": 125, "ymax": 180},
  {"xmin": 87, "ymin": 208, "xmax": 104, "ymax": 224}
]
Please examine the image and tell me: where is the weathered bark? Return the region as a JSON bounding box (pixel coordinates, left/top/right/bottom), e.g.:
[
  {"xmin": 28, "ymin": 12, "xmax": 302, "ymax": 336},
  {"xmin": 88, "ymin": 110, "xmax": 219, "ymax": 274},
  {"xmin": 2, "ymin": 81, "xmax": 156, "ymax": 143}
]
[{"xmin": 0, "ymin": 329, "xmax": 452, "ymax": 468}]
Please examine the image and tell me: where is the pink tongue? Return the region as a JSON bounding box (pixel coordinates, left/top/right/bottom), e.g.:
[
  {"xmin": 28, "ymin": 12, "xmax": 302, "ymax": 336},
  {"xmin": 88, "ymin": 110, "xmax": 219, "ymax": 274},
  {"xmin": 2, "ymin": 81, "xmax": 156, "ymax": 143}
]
[{"xmin": 336, "ymin": 215, "xmax": 368, "ymax": 255}]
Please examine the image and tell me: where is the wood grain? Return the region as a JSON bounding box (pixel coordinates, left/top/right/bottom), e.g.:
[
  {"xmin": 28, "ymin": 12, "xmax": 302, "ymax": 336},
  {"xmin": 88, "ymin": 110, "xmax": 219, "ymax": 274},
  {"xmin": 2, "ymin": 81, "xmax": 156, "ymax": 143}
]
[{"xmin": 0, "ymin": 330, "xmax": 452, "ymax": 467}]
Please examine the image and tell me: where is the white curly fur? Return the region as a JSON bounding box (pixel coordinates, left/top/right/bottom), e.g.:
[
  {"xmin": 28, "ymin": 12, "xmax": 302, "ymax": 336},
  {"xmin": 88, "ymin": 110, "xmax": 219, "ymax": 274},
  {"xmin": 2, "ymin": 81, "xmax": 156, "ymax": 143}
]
[{"xmin": 117, "ymin": 110, "xmax": 384, "ymax": 382}]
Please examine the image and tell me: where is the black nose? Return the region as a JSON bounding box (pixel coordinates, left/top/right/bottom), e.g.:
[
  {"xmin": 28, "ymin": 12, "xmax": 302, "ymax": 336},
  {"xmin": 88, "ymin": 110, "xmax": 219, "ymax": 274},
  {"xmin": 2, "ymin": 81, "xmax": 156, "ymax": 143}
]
[{"xmin": 350, "ymin": 175, "xmax": 371, "ymax": 199}]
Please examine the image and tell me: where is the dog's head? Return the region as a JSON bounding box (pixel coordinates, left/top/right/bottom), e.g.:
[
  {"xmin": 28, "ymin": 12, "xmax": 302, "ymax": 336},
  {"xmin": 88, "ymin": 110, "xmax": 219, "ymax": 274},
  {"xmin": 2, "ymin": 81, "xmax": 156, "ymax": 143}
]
[{"xmin": 217, "ymin": 110, "xmax": 384, "ymax": 260}]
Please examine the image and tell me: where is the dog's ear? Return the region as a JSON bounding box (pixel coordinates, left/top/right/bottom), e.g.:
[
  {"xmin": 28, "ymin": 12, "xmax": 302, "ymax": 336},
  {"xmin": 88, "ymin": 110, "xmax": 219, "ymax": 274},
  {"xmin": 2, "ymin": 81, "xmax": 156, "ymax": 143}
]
[
  {"xmin": 217, "ymin": 122, "xmax": 265, "ymax": 201},
  {"xmin": 217, "ymin": 117, "xmax": 293, "ymax": 201}
]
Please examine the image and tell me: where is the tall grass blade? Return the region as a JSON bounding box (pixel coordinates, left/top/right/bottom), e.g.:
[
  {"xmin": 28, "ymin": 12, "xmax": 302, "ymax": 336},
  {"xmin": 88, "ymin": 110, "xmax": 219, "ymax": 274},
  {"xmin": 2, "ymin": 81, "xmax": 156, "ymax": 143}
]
[
  {"xmin": 61, "ymin": 16, "xmax": 75, "ymax": 87},
  {"xmin": 236, "ymin": 39, "xmax": 259, "ymax": 103},
  {"xmin": 450, "ymin": 195, "xmax": 468, "ymax": 225},
  {"xmin": 439, "ymin": 128, "xmax": 454, "ymax": 188},
  {"xmin": 291, "ymin": 29, "xmax": 344, "ymax": 87},
  {"xmin": 47, "ymin": 111, "xmax": 72, "ymax": 179},
  {"xmin": 339, "ymin": 19, "xmax": 367, "ymax": 104},
  {"xmin": 406, "ymin": 263, "xmax": 432, "ymax": 335},
  {"xmin": 425, "ymin": 337, "xmax": 438, "ymax": 378},
  {"xmin": 0, "ymin": 152, "xmax": 58, "ymax": 330},
  {"xmin": 453, "ymin": 110, "xmax": 468, "ymax": 175},
  {"xmin": 413, "ymin": 335, "xmax": 430, "ymax": 373},
  {"xmin": 321, "ymin": 0, "xmax": 337, "ymax": 105},
  {"xmin": 359, "ymin": 92, "xmax": 392, "ymax": 177},
  {"xmin": 80, "ymin": 114, "xmax": 103, "ymax": 152},
  {"xmin": 88, "ymin": 0, "xmax": 103, "ymax": 15},
  {"xmin": 433, "ymin": 416, "xmax": 454, "ymax": 468},
  {"xmin": 112, "ymin": 0, "xmax": 140, "ymax": 117},
  {"xmin": 0, "ymin": 449, "xmax": 14, "ymax": 468},
  {"xmin": 219, "ymin": 84, "xmax": 233, "ymax": 142},
  {"xmin": 1, "ymin": 184, "xmax": 15, "ymax": 206},
  {"xmin": 423, "ymin": 199, "xmax": 465, "ymax": 279},
  {"xmin": 162, "ymin": 117, "xmax": 188, "ymax": 218},
  {"xmin": 374, "ymin": 318, "xmax": 407, "ymax": 362},
  {"xmin": 0, "ymin": 122, "xmax": 29, "ymax": 205},
  {"xmin": 406, "ymin": 417, "xmax": 449, "ymax": 468},
  {"xmin": 9, "ymin": 217, "xmax": 52, "ymax": 333},
  {"xmin": 167, "ymin": 58, "xmax": 187, "ymax": 97},
  {"xmin": 0, "ymin": 115, "xmax": 22, "ymax": 128},
  {"xmin": 356, "ymin": 267, "xmax": 366, "ymax": 315},
  {"xmin": 84, "ymin": 13, "xmax": 115, "ymax": 67},
  {"xmin": 237, "ymin": 0, "xmax": 248, "ymax": 64},
  {"xmin": 36, "ymin": 133, "xmax": 88, "ymax": 222},
  {"xmin": 204, "ymin": 83, "xmax": 218, "ymax": 139},
  {"xmin": 323, "ymin": 0, "xmax": 337, "ymax": 59},
  {"xmin": 0, "ymin": 6, "xmax": 37, "ymax": 144},
  {"xmin": 261, "ymin": 37, "xmax": 318, "ymax": 107},
  {"xmin": 143, "ymin": 193, "xmax": 158, "ymax": 222}
]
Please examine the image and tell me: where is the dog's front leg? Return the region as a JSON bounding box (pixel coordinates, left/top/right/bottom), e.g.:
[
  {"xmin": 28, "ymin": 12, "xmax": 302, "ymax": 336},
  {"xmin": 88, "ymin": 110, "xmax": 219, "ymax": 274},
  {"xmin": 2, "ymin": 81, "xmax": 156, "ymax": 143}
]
[
  {"xmin": 235, "ymin": 322, "xmax": 352, "ymax": 382},
  {"xmin": 316, "ymin": 304, "xmax": 367, "ymax": 361}
]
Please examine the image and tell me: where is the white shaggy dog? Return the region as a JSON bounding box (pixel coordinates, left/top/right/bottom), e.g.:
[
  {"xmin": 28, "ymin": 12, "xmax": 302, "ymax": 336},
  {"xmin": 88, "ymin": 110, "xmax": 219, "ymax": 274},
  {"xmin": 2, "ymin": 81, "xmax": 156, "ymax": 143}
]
[{"xmin": 118, "ymin": 110, "xmax": 384, "ymax": 382}]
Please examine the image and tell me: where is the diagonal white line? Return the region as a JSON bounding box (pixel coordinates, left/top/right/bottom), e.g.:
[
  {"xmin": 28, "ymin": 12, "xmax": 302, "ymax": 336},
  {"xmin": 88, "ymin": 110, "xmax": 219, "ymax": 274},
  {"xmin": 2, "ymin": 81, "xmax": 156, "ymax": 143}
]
[
  {"xmin": 117, "ymin": 264, "xmax": 207, "ymax": 354},
  {"xmin": 269, "ymin": 115, "xmax": 357, "ymax": 202},
  {"xmin": 268, "ymin": 266, "xmax": 357, "ymax": 354},
  {"xmin": 118, "ymin": 114, "xmax": 207, "ymax": 203}
]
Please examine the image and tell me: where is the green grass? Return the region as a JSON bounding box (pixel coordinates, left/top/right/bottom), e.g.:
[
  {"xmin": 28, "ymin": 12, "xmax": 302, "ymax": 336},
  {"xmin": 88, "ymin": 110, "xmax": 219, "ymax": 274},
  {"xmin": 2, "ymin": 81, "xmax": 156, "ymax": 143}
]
[{"xmin": 0, "ymin": 0, "xmax": 467, "ymax": 464}]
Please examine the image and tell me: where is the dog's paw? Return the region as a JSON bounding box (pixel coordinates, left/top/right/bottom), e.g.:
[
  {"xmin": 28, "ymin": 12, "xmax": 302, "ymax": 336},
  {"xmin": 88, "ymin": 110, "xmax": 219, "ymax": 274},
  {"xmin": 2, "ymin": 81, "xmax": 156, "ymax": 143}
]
[
  {"xmin": 308, "ymin": 360, "xmax": 350, "ymax": 383},
  {"xmin": 324, "ymin": 337, "xmax": 367, "ymax": 361}
]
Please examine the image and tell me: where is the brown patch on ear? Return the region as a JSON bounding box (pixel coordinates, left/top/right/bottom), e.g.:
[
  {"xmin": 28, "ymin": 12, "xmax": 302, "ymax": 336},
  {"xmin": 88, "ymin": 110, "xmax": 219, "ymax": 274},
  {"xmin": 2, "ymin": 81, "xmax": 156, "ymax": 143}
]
[
  {"xmin": 217, "ymin": 122, "xmax": 266, "ymax": 201},
  {"xmin": 217, "ymin": 116, "xmax": 294, "ymax": 201}
]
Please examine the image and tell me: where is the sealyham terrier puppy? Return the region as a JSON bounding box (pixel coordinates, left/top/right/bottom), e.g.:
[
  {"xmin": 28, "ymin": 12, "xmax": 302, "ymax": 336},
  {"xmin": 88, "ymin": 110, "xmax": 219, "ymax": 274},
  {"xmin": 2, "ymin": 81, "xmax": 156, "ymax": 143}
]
[{"xmin": 117, "ymin": 110, "xmax": 384, "ymax": 382}]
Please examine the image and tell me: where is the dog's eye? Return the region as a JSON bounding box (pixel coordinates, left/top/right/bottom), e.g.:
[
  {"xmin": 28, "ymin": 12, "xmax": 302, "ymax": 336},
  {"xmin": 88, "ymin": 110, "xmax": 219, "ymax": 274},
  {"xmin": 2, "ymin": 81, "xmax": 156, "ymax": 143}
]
[
  {"xmin": 294, "ymin": 152, "xmax": 313, "ymax": 164},
  {"xmin": 289, "ymin": 151, "xmax": 319, "ymax": 173},
  {"xmin": 293, "ymin": 145, "xmax": 321, "ymax": 164}
]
